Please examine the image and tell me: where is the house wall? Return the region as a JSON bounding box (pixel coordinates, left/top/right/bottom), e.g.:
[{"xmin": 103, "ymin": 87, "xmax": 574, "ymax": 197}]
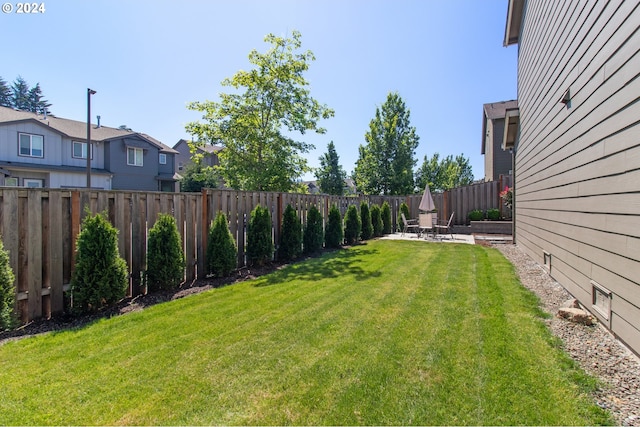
[
  {"xmin": 484, "ymin": 119, "xmax": 495, "ymax": 182},
  {"xmin": 515, "ymin": 0, "xmax": 640, "ymax": 353},
  {"xmin": 490, "ymin": 119, "xmax": 513, "ymax": 180},
  {"xmin": 0, "ymin": 122, "xmax": 105, "ymax": 169},
  {"xmin": 105, "ymin": 137, "xmax": 161, "ymax": 191},
  {"xmin": 174, "ymin": 140, "xmax": 219, "ymax": 172}
]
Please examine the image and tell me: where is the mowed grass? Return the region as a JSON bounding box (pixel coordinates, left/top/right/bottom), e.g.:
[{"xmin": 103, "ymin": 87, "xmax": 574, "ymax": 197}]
[{"xmin": 0, "ymin": 240, "xmax": 611, "ymax": 425}]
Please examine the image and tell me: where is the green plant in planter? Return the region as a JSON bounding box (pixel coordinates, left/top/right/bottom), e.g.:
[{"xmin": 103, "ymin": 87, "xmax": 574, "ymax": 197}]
[
  {"xmin": 486, "ymin": 208, "xmax": 501, "ymax": 221},
  {"xmin": 468, "ymin": 209, "xmax": 484, "ymax": 221}
]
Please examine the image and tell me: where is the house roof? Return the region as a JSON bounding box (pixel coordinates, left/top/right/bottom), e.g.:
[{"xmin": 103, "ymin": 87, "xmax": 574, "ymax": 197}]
[
  {"xmin": 0, "ymin": 106, "xmax": 178, "ymax": 154},
  {"xmin": 481, "ymin": 100, "xmax": 518, "ymax": 154},
  {"xmin": 504, "ymin": 0, "xmax": 524, "ymax": 46},
  {"xmin": 173, "ymin": 139, "xmax": 223, "ymax": 154}
]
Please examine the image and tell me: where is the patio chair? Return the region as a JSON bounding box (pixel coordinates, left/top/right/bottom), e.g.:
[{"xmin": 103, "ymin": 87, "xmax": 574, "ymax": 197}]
[
  {"xmin": 418, "ymin": 212, "xmax": 434, "ymax": 239},
  {"xmin": 401, "ymin": 213, "xmax": 420, "ymax": 236},
  {"xmin": 434, "ymin": 212, "xmax": 455, "ymax": 240}
]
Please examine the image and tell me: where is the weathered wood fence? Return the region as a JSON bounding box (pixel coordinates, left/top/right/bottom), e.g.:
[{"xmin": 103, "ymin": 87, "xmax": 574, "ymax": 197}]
[{"xmin": 0, "ymin": 176, "xmax": 510, "ymax": 324}]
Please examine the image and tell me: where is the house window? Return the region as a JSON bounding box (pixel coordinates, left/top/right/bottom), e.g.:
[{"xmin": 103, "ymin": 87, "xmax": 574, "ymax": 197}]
[
  {"xmin": 72, "ymin": 141, "xmax": 93, "ymax": 159},
  {"xmin": 159, "ymin": 153, "xmax": 167, "ymax": 165},
  {"xmin": 4, "ymin": 177, "xmax": 18, "ymax": 187},
  {"xmin": 19, "ymin": 133, "xmax": 44, "ymax": 158},
  {"xmin": 178, "ymin": 161, "xmax": 183, "ymax": 171},
  {"xmin": 127, "ymin": 147, "xmax": 143, "ymax": 166},
  {"xmin": 591, "ymin": 281, "xmax": 611, "ymax": 320},
  {"xmin": 23, "ymin": 178, "xmax": 43, "ymax": 188}
]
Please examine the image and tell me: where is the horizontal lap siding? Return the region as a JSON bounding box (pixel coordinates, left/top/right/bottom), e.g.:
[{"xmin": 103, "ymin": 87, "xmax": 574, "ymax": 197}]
[{"xmin": 517, "ymin": 0, "xmax": 640, "ymax": 353}]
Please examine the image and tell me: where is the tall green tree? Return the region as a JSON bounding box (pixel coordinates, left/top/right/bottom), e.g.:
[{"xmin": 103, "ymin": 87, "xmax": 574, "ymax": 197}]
[
  {"xmin": 415, "ymin": 152, "xmax": 474, "ymax": 192},
  {"xmin": 0, "ymin": 77, "xmax": 12, "ymax": 108},
  {"xmin": 354, "ymin": 92, "xmax": 419, "ymax": 195},
  {"xmin": 11, "ymin": 76, "xmax": 30, "ymax": 111},
  {"xmin": 186, "ymin": 30, "xmax": 334, "ymax": 192},
  {"xmin": 27, "ymin": 83, "xmax": 51, "ymax": 114},
  {"xmin": 315, "ymin": 141, "xmax": 346, "ymax": 195}
]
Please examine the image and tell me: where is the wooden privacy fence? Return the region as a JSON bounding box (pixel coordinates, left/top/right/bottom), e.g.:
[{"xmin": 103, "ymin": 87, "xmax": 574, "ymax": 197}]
[
  {"xmin": 0, "ymin": 188, "xmax": 408, "ymax": 324},
  {"xmin": 0, "ymin": 178, "xmax": 510, "ymax": 324},
  {"xmin": 405, "ymin": 175, "xmax": 513, "ymax": 225}
]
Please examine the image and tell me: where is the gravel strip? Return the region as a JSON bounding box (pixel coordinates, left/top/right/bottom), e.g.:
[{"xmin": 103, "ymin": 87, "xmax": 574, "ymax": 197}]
[{"xmin": 495, "ymin": 243, "xmax": 640, "ymax": 426}]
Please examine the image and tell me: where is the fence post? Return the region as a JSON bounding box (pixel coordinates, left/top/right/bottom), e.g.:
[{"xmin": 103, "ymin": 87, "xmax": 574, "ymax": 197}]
[{"xmin": 200, "ymin": 188, "xmax": 209, "ymax": 279}]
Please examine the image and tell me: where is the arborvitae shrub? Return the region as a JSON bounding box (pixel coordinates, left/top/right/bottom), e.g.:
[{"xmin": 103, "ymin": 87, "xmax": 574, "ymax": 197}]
[
  {"xmin": 279, "ymin": 204, "xmax": 302, "ymax": 261},
  {"xmin": 381, "ymin": 201, "xmax": 392, "ymax": 234},
  {"xmin": 71, "ymin": 211, "xmax": 128, "ymax": 315},
  {"xmin": 325, "ymin": 205, "xmax": 343, "ymax": 249},
  {"xmin": 247, "ymin": 205, "xmax": 273, "ymax": 266},
  {"xmin": 207, "ymin": 212, "xmax": 237, "ymax": 277},
  {"xmin": 303, "ymin": 205, "xmax": 324, "ymax": 254},
  {"xmin": 360, "ymin": 201, "xmax": 373, "ymax": 240},
  {"xmin": 371, "ymin": 204, "xmax": 383, "ymax": 237},
  {"xmin": 344, "ymin": 205, "xmax": 361, "ymax": 245},
  {"xmin": 145, "ymin": 214, "xmax": 185, "ymax": 292},
  {"xmin": 0, "ymin": 236, "xmax": 16, "ymax": 331},
  {"xmin": 398, "ymin": 202, "xmax": 410, "ymax": 232}
]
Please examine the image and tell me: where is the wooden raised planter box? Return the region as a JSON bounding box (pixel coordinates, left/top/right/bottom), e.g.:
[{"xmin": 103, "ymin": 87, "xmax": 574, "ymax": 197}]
[{"xmin": 470, "ymin": 220, "xmax": 512, "ymax": 235}]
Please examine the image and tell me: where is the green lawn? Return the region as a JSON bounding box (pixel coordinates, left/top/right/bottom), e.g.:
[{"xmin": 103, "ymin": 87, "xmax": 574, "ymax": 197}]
[{"xmin": 0, "ymin": 240, "xmax": 611, "ymax": 425}]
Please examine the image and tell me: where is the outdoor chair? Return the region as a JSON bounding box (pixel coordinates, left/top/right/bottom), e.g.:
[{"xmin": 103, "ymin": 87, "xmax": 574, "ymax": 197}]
[
  {"xmin": 401, "ymin": 213, "xmax": 420, "ymax": 236},
  {"xmin": 434, "ymin": 212, "xmax": 455, "ymax": 240},
  {"xmin": 418, "ymin": 212, "xmax": 434, "ymax": 239}
]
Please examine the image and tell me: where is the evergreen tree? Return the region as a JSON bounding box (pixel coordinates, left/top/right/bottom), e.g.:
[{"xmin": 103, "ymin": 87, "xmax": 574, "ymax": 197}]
[
  {"xmin": 344, "ymin": 205, "xmax": 361, "ymax": 245},
  {"xmin": 0, "ymin": 236, "xmax": 16, "ymax": 331},
  {"xmin": 316, "ymin": 141, "xmax": 346, "ymax": 195},
  {"xmin": 71, "ymin": 211, "xmax": 128, "ymax": 315},
  {"xmin": 381, "ymin": 201, "xmax": 392, "ymax": 234},
  {"xmin": 145, "ymin": 214, "xmax": 185, "ymax": 291},
  {"xmin": 354, "ymin": 92, "xmax": 419, "ymax": 195},
  {"xmin": 303, "ymin": 205, "xmax": 324, "ymax": 254},
  {"xmin": 27, "ymin": 83, "xmax": 51, "ymax": 114},
  {"xmin": 247, "ymin": 205, "xmax": 273, "ymax": 265},
  {"xmin": 0, "ymin": 77, "xmax": 12, "ymax": 108},
  {"xmin": 11, "ymin": 76, "xmax": 30, "ymax": 110},
  {"xmin": 207, "ymin": 212, "xmax": 238, "ymax": 277},
  {"xmin": 360, "ymin": 201, "xmax": 373, "ymax": 240},
  {"xmin": 370, "ymin": 204, "xmax": 383, "ymax": 237},
  {"xmin": 325, "ymin": 205, "xmax": 343, "ymax": 249},
  {"xmin": 279, "ymin": 204, "xmax": 302, "ymax": 261}
]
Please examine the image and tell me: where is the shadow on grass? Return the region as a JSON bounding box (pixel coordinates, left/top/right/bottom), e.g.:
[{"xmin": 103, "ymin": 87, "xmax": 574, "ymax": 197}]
[{"xmin": 253, "ymin": 245, "xmax": 382, "ymax": 287}]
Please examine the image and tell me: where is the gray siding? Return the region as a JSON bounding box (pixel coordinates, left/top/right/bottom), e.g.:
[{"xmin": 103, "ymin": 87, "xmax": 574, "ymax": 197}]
[
  {"xmin": 106, "ymin": 137, "xmax": 160, "ymax": 191},
  {"xmin": 489, "ymin": 118, "xmax": 513, "ymax": 180},
  {"xmin": 515, "ymin": 0, "xmax": 640, "ymax": 352}
]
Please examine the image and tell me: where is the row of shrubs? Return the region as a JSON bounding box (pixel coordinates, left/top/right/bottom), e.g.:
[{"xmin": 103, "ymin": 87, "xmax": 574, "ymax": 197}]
[
  {"xmin": 468, "ymin": 208, "xmax": 502, "ymax": 221},
  {"xmin": 0, "ymin": 200, "xmax": 404, "ymax": 328}
]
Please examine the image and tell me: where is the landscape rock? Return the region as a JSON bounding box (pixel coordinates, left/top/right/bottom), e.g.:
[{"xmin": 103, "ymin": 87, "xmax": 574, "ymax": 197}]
[
  {"xmin": 562, "ymin": 298, "xmax": 580, "ymax": 309},
  {"xmin": 557, "ymin": 307, "xmax": 596, "ymax": 326}
]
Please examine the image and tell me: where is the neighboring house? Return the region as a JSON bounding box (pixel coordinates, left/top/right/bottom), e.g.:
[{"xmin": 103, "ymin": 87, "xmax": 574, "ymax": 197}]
[
  {"xmin": 481, "ymin": 100, "xmax": 517, "ymax": 181},
  {"xmin": 0, "ymin": 106, "xmax": 179, "ymax": 191},
  {"xmin": 173, "ymin": 139, "xmax": 222, "ymax": 173},
  {"xmin": 505, "ymin": 0, "xmax": 640, "ymax": 354}
]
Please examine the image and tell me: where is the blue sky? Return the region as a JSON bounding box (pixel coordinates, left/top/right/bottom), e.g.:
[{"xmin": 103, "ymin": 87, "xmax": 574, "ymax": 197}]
[{"xmin": 2, "ymin": 0, "xmax": 517, "ymax": 181}]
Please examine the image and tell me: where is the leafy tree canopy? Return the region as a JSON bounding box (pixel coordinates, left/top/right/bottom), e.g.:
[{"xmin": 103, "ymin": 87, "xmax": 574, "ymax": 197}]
[
  {"xmin": 353, "ymin": 92, "xmax": 419, "ymax": 195},
  {"xmin": 315, "ymin": 141, "xmax": 346, "ymax": 195},
  {"xmin": 415, "ymin": 152, "xmax": 474, "ymax": 192},
  {"xmin": 186, "ymin": 30, "xmax": 334, "ymax": 192}
]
